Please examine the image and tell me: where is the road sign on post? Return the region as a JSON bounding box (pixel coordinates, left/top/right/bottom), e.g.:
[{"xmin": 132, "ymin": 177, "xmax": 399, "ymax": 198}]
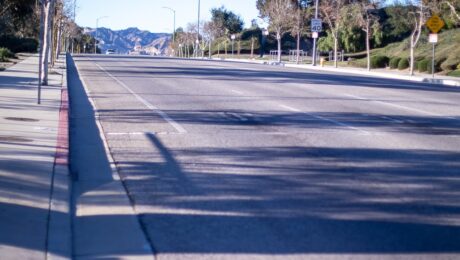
[
  {"xmin": 311, "ymin": 19, "xmax": 322, "ymax": 33},
  {"xmin": 426, "ymin": 15, "xmax": 444, "ymax": 79},
  {"xmin": 426, "ymin": 15, "xmax": 445, "ymax": 33},
  {"xmin": 429, "ymin": 33, "xmax": 438, "ymax": 43}
]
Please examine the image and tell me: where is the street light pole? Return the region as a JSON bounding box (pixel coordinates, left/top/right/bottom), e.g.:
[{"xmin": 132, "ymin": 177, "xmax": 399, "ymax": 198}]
[
  {"xmin": 94, "ymin": 16, "xmax": 108, "ymax": 54},
  {"xmin": 71, "ymin": 0, "xmax": 76, "ymax": 53},
  {"xmin": 162, "ymin": 7, "xmax": 176, "ymax": 47},
  {"xmin": 312, "ymin": 0, "xmax": 319, "ymax": 66},
  {"xmin": 196, "ymin": 0, "xmax": 200, "ymax": 57}
]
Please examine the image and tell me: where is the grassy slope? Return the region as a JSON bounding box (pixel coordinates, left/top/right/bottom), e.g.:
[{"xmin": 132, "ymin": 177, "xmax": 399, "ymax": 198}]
[{"xmin": 371, "ymin": 28, "xmax": 460, "ymax": 74}]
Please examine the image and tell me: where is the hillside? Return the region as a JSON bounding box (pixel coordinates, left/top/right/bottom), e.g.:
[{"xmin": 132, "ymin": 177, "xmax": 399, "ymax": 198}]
[
  {"xmin": 85, "ymin": 27, "xmax": 171, "ymax": 54},
  {"xmin": 351, "ymin": 28, "xmax": 460, "ymax": 75}
]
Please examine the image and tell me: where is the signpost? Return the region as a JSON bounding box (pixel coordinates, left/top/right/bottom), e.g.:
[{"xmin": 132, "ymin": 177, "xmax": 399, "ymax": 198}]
[
  {"xmin": 311, "ymin": 19, "xmax": 322, "ymax": 33},
  {"xmin": 426, "ymin": 15, "xmax": 445, "ymax": 78},
  {"xmin": 311, "ymin": 18, "xmax": 322, "ymax": 66}
]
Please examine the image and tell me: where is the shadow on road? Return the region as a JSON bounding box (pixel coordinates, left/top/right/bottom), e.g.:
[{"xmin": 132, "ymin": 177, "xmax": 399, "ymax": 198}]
[
  {"xmin": 109, "ymin": 133, "xmax": 460, "ymax": 255},
  {"xmin": 96, "ymin": 108, "xmax": 460, "ymax": 136},
  {"xmin": 73, "ymin": 54, "xmax": 460, "ymax": 94}
]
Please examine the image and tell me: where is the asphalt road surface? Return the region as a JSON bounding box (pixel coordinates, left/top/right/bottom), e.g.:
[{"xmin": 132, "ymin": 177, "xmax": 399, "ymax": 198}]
[{"xmin": 70, "ymin": 55, "xmax": 460, "ymax": 259}]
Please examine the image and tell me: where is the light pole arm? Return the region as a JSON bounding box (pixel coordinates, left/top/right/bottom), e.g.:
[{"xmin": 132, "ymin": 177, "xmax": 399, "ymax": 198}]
[
  {"xmin": 162, "ymin": 7, "xmax": 176, "ymax": 45},
  {"xmin": 94, "ymin": 16, "xmax": 108, "ymax": 54}
]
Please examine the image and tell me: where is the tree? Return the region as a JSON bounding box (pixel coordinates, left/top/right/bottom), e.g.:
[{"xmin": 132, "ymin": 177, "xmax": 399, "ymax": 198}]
[
  {"xmin": 320, "ymin": 0, "xmax": 350, "ymax": 68},
  {"xmin": 39, "ymin": 0, "xmax": 56, "ymax": 85},
  {"xmin": 0, "ymin": 0, "xmax": 39, "ymax": 38},
  {"xmin": 428, "ymin": 0, "xmax": 460, "ymax": 24},
  {"xmin": 257, "ymin": 0, "xmax": 296, "ymax": 62},
  {"xmin": 407, "ymin": 0, "xmax": 428, "ymax": 76},
  {"xmin": 210, "ymin": 6, "xmax": 244, "ymax": 35},
  {"xmin": 443, "ymin": 0, "xmax": 460, "ymax": 21},
  {"xmin": 290, "ymin": 1, "xmax": 312, "ymax": 64},
  {"xmin": 348, "ymin": 0, "xmax": 385, "ymax": 70}
]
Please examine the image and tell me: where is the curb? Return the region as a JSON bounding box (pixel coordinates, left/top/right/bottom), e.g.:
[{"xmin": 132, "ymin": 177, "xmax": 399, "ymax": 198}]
[
  {"xmin": 68, "ymin": 54, "xmax": 154, "ymax": 258},
  {"xmin": 286, "ymin": 64, "xmax": 460, "ymax": 87},
  {"xmin": 208, "ymin": 58, "xmax": 460, "ymax": 87},
  {"xmin": 46, "ymin": 54, "xmax": 72, "ymax": 260}
]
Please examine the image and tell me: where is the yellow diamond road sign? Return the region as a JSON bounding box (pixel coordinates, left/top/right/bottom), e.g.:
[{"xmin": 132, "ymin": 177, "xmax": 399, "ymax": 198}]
[{"xmin": 426, "ymin": 15, "xmax": 445, "ymax": 33}]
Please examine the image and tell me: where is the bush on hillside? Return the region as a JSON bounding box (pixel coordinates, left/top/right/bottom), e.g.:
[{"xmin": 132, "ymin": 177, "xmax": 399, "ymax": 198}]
[
  {"xmin": 0, "ymin": 47, "xmax": 15, "ymax": 62},
  {"xmin": 427, "ymin": 58, "xmax": 446, "ymax": 74},
  {"xmin": 440, "ymin": 59, "xmax": 459, "ymax": 72},
  {"xmin": 370, "ymin": 55, "xmax": 389, "ymax": 68},
  {"xmin": 348, "ymin": 58, "xmax": 367, "ymax": 68},
  {"xmin": 398, "ymin": 58, "xmax": 409, "ymax": 70},
  {"xmin": 418, "ymin": 59, "xmax": 429, "ymax": 72},
  {"xmin": 389, "ymin": 57, "xmax": 401, "ymax": 69}
]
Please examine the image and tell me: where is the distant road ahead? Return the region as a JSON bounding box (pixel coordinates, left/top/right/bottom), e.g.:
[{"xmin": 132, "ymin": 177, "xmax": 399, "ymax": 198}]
[{"xmin": 72, "ymin": 55, "xmax": 460, "ymax": 260}]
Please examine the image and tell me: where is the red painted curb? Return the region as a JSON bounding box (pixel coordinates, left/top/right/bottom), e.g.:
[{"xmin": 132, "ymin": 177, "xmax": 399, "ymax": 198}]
[{"xmin": 55, "ymin": 88, "xmax": 69, "ymax": 165}]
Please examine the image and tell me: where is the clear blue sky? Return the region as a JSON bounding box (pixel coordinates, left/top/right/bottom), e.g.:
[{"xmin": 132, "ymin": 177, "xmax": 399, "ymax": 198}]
[{"xmin": 75, "ymin": 0, "xmax": 261, "ymax": 33}]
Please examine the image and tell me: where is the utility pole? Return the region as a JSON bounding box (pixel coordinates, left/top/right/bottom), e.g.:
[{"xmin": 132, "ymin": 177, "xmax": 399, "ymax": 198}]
[
  {"xmin": 94, "ymin": 16, "xmax": 108, "ymax": 54},
  {"xmin": 196, "ymin": 0, "xmax": 200, "ymax": 57},
  {"xmin": 71, "ymin": 0, "xmax": 76, "ymax": 53},
  {"xmin": 162, "ymin": 7, "xmax": 176, "ymax": 49}
]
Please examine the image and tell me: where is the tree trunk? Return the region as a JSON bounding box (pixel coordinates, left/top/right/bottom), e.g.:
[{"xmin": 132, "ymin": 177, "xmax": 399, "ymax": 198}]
[
  {"xmin": 251, "ymin": 37, "xmax": 254, "ymax": 59},
  {"xmin": 55, "ymin": 19, "xmax": 62, "ymax": 61},
  {"xmin": 334, "ymin": 36, "xmax": 338, "ymax": 68},
  {"xmin": 366, "ymin": 23, "xmax": 370, "ymax": 71},
  {"xmin": 277, "ymin": 32, "xmax": 281, "ymax": 63},
  {"xmin": 225, "ymin": 41, "xmax": 227, "ymax": 57},
  {"xmin": 40, "ymin": 0, "xmax": 55, "ymax": 86},
  {"xmin": 410, "ymin": 35, "xmax": 415, "ymax": 75},
  {"xmin": 237, "ymin": 40, "xmax": 241, "ymax": 56},
  {"xmin": 296, "ymin": 31, "xmax": 300, "ymax": 64},
  {"xmin": 208, "ymin": 40, "xmax": 212, "ymax": 59}
]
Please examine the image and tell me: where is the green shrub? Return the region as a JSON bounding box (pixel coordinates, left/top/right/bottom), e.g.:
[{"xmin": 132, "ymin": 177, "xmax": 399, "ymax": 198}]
[
  {"xmin": 398, "ymin": 58, "xmax": 410, "ymax": 70},
  {"xmin": 349, "ymin": 58, "xmax": 367, "ymax": 68},
  {"xmin": 389, "ymin": 57, "xmax": 401, "ymax": 69},
  {"xmin": 370, "ymin": 55, "xmax": 389, "ymax": 68},
  {"xmin": 427, "ymin": 58, "xmax": 446, "ymax": 74},
  {"xmin": 418, "ymin": 59, "xmax": 429, "ymax": 72},
  {"xmin": 448, "ymin": 70, "xmax": 460, "ymax": 77},
  {"xmin": 0, "ymin": 47, "xmax": 15, "ymax": 62}
]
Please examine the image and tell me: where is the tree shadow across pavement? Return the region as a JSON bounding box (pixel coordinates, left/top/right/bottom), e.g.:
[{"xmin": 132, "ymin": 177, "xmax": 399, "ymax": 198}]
[{"xmin": 106, "ymin": 132, "xmax": 460, "ymax": 255}]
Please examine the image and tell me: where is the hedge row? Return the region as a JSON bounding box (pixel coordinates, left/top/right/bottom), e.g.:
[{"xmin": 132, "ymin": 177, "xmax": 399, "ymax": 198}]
[
  {"xmin": 0, "ymin": 36, "xmax": 38, "ymax": 53},
  {"xmin": 389, "ymin": 57, "xmax": 401, "ymax": 69},
  {"xmin": 370, "ymin": 55, "xmax": 389, "ymax": 68}
]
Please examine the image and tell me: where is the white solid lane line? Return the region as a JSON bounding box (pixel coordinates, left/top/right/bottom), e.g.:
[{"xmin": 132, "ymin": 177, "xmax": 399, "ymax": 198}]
[
  {"xmin": 95, "ymin": 63, "xmax": 187, "ymax": 134},
  {"xmin": 344, "ymin": 93, "xmax": 456, "ymax": 119},
  {"xmin": 279, "ymin": 104, "xmax": 371, "ymax": 135},
  {"xmin": 230, "ymin": 89, "xmax": 244, "ymax": 95}
]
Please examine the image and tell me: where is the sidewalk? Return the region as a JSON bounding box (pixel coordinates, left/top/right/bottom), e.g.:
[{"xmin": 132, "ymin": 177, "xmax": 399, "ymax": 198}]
[
  {"xmin": 0, "ymin": 55, "xmax": 71, "ymax": 259},
  {"xmin": 222, "ymin": 58, "xmax": 460, "ymax": 87}
]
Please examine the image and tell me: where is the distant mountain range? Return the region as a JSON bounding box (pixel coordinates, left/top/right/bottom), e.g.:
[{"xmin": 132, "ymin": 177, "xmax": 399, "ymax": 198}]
[{"xmin": 84, "ymin": 27, "xmax": 171, "ymax": 55}]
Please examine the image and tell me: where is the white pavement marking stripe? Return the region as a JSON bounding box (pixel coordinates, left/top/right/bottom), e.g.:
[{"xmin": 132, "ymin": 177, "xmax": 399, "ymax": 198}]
[
  {"xmin": 228, "ymin": 112, "xmax": 248, "ymax": 121},
  {"xmin": 231, "ymin": 89, "xmax": 244, "ymax": 95},
  {"xmin": 95, "ymin": 63, "xmax": 187, "ymax": 134},
  {"xmin": 344, "ymin": 93, "xmax": 455, "ymax": 119},
  {"xmin": 280, "ymin": 104, "xmax": 371, "ymax": 135},
  {"xmin": 107, "ymin": 132, "xmax": 146, "ymax": 136}
]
